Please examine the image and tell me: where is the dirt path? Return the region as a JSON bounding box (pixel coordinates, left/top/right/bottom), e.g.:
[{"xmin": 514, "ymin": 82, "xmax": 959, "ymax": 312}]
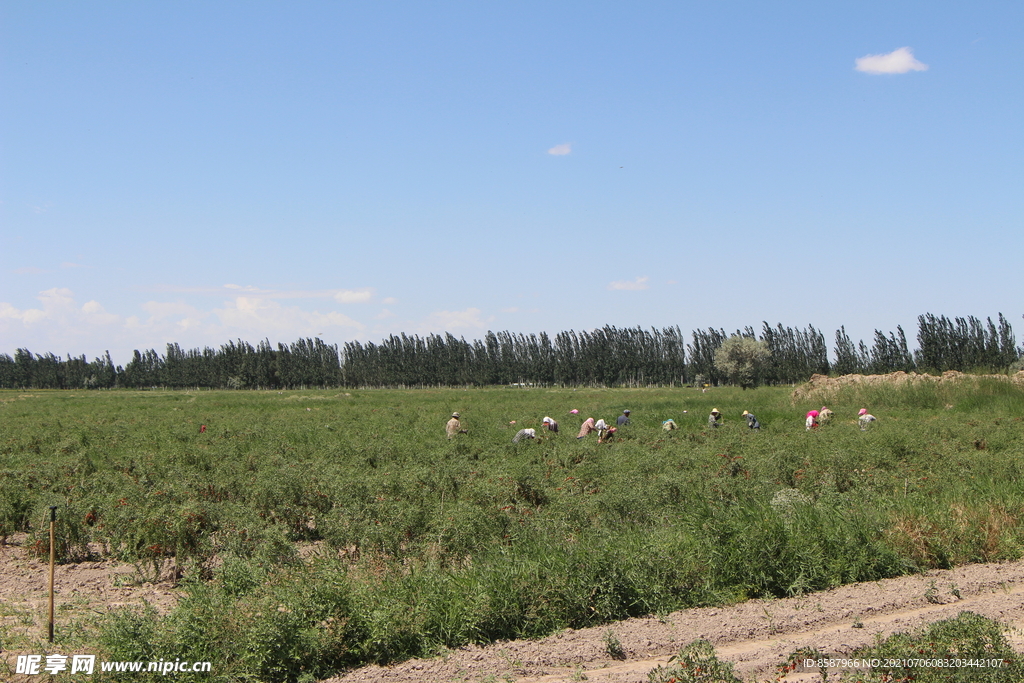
[{"xmin": 325, "ymin": 561, "xmax": 1024, "ymax": 683}]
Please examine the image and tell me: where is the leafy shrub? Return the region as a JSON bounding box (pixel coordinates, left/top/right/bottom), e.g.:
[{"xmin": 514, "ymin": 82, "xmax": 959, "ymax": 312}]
[
  {"xmin": 842, "ymin": 611, "xmax": 1024, "ymax": 682},
  {"xmin": 646, "ymin": 640, "xmax": 741, "ymax": 682},
  {"xmin": 0, "ymin": 472, "xmax": 34, "ymax": 540}
]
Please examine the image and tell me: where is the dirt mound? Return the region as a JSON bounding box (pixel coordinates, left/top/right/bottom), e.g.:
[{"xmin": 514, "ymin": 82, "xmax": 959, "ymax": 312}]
[{"xmin": 792, "ymin": 370, "xmax": 1024, "ymax": 403}]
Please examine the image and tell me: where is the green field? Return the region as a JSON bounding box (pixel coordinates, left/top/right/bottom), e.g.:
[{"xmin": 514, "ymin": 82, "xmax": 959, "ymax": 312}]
[{"xmin": 2, "ymin": 380, "xmax": 1024, "ymax": 681}]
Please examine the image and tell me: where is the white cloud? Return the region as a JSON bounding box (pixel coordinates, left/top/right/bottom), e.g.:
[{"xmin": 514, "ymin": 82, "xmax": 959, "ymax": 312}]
[
  {"xmin": 142, "ymin": 301, "xmax": 204, "ymax": 323},
  {"xmin": 608, "ymin": 276, "xmax": 650, "ymax": 291},
  {"xmin": 0, "ymin": 288, "xmax": 125, "ymax": 349},
  {"xmin": 547, "ymin": 143, "xmax": 572, "ymax": 156},
  {"xmin": 417, "ymin": 308, "xmax": 494, "ymax": 334},
  {"xmin": 154, "ymin": 284, "xmax": 376, "ymax": 302},
  {"xmin": 374, "ymin": 309, "xmax": 395, "ymax": 320},
  {"xmin": 855, "ymin": 47, "xmax": 928, "ymax": 75},
  {"xmin": 0, "ymin": 302, "xmax": 23, "ymax": 321},
  {"xmin": 39, "ymin": 287, "xmax": 76, "ymax": 308},
  {"xmin": 215, "ymin": 297, "xmax": 365, "ymax": 334},
  {"xmin": 501, "ymin": 307, "xmax": 520, "ymax": 313},
  {"xmin": 333, "ymin": 289, "xmax": 373, "ymax": 304},
  {"xmin": 382, "ymin": 297, "xmax": 398, "ymax": 305},
  {"xmin": 1, "ymin": 286, "xmax": 373, "ymax": 363},
  {"xmin": 81, "ymin": 300, "xmax": 119, "ymax": 326}
]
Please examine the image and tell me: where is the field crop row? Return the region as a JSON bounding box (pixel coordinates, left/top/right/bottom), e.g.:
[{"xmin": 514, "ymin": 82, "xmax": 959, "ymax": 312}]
[{"xmin": 1, "ymin": 381, "xmax": 1023, "ymax": 680}]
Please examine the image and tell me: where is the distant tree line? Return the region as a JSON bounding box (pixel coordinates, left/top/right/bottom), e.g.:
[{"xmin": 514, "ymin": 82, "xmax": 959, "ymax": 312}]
[{"xmin": 1, "ymin": 313, "xmax": 1020, "ymax": 390}]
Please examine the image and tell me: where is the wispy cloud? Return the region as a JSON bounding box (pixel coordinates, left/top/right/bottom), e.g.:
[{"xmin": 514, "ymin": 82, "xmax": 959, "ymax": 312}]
[
  {"xmin": 547, "ymin": 143, "xmax": 572, "ymax": 156},
  {"xmin": 417, "ymin": 308, "xmax": 494, "ymax": 333},
  {"xmin": 1, "ymin": 287, "xmax": 371, "ymax": 362},
  {"xmin": 142, "ymin": 301, "xmax": 203, "ymax": 321},
  {"xmin": 855, "ymin": 47, "xmax": 928, "ymax": 75},
  {"xmin": 0, "ymin": 288, "xmax": 121, "ymax": 329},
  {"xmin": 333, "ymin": 289, "xmax": 373, "ymax": 304},
  {"xmin": 215, "ymin": 297, "xmax": 365, "ymax": 333},
  {"xmin": 152, "ymin": 284, "xmax": 376, "ymax": 302},
  {"xmin": 608, "ymin": 276, "xmax": 650, "ymax": 291}
]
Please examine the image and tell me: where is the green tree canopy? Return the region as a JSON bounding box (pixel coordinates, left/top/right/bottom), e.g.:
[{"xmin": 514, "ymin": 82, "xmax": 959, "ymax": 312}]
[{"xmin": 713, "ymin": 335, "xmax": 771, "ymax": 389}]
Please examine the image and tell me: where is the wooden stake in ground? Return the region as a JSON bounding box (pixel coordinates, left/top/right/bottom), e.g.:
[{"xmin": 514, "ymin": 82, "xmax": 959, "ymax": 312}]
[{"xmin": 48, "ymin": 505, "xmax": 56, "ymax": 643}]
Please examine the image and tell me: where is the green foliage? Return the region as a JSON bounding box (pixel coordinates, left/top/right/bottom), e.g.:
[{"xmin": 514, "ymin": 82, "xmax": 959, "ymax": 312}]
[
  {"xmin": 4, "ymin": 311, "xmax": 1019, "ymax": 389},
  {"xmin": 2, "ymin": 382, "xmax": 1024, "ymax": 680},
  {"xmin": 603, "ymin": 630, "xmax": 626, "ymax": 660},
  {"xmin": 0, "ymin": 471, "xmax": 34, "ymax": 541},
  {"xmin": 713, "ymin": 336, "xmax": 770, "ymax": 389},
  {"xmin": 841, "ymin": 611, "xmax": 1024, "ymax": 682},
  {"xmin": 646, "ymin": 640, "xmax": 742, "ymax": 682}
]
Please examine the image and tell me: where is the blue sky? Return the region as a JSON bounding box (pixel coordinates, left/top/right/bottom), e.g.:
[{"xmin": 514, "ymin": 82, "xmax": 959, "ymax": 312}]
[{"xmin": 2, "ymin": 1, "xmax": 1021, "ymax": 365}]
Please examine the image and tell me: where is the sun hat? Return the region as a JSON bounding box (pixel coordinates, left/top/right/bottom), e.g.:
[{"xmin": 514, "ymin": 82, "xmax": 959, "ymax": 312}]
[
  {"xmin": 451, "ymin": 412, "xmax": 460, "ymax": 418},
  {"xmin": 710, "ymin": 408, "xmax": 720, "ymax": 414},
  {"xmin": 742, "ymin": 410, "xmax": 750, "ymax": 416},
  {"xmin": 858, "ymin": 408, "xmax": 868, "ymax": 415}
]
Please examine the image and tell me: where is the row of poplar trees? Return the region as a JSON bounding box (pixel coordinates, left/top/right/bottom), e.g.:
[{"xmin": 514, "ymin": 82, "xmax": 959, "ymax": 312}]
[{"xmin": 1, "ymin": 313, "xmax": 1020, "ymax": 390}]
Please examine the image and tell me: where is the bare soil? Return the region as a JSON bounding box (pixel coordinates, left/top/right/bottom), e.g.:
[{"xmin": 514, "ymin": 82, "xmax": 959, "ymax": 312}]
[
  {"xmin": 4, "ymin": 537, "xmax": 1024, "ymax": 682},
  {"xmin": 0, "ymin": 533, "xmax": 179, "ymax": 671}
]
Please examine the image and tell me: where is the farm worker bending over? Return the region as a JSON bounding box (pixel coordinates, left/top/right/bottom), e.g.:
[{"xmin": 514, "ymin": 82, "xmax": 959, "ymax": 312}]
[
  {"xmin": 598, "ymin": 427, "xmax": 617, "ymax": 444},
  {"xmin": 595, "ymin": 419, "xmax": 610, "ymax": 440},
  {"xmin": 512, "ymin": 428, "xmax": 537, "ymax": 443},
  {"xmin": 708, "ymin": 408, "xmax": 722, "ymax": 428},
  {"xmin": 742, "ymin": 410, "xmax": 760, "ymax": 430},
  {"xmin": 819, "ymin": 407, "xmax": 833, "ymax": 423},
  {"xmin": 662, "ymin": 419, "xmax": 677, "ymax": 431},
  {"xmin": 446, "ymin": 412, "xmax": 467, "ymax": 439},
  {"xmin": 616, "ymin": 410, "xmax": 631, "ymax": 426},
  {"xmin": 577, "ymin": 418, "xmax": 597, "ymax": 439},
  {"xmin": 542, "ymin": 416, "xmax": 559, "ymax": 432},
  {"xmin": 805, "ymin": 410, "xmax": 819, "ymax": 430},
  {"xmin": 858, "ymin": 409, "xmax": 877, "ymax": 431}
]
